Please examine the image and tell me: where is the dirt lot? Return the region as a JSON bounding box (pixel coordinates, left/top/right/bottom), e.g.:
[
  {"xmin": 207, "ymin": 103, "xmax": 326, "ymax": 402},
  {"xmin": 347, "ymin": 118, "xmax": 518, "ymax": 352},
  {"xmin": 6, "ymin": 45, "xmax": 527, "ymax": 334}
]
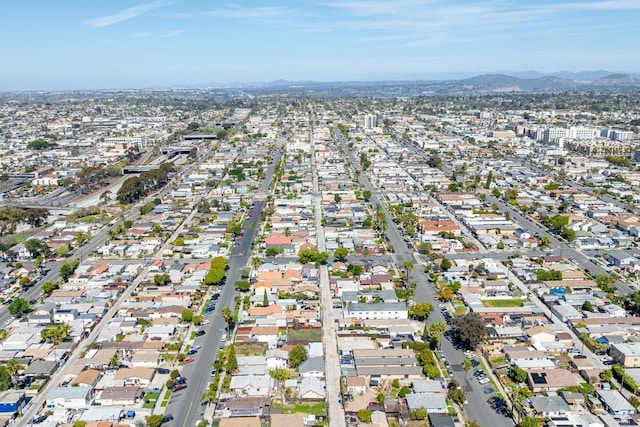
[
  {"xmin": 233, "ymin": 342, "xmax": 267, "ymax": 356},
  {"xmin": 345, "ymin": 389, "xmax": 377, "ymax": 412}
]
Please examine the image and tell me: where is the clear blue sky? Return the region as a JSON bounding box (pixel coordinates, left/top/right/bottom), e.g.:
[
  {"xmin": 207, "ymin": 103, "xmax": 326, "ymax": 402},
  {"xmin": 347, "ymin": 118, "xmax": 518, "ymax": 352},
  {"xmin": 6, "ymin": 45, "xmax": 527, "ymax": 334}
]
[{"xmin": 1, "ymin": 0, "xmax": 639, "ymax": 90}]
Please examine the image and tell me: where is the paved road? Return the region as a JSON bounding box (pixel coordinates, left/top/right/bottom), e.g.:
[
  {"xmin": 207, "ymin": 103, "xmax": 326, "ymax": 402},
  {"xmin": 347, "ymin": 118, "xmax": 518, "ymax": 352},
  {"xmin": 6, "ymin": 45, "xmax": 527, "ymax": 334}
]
[
  {"xmin": 333, "ymin": 130, "xmax": 514, "ymax": 427},
  {"xmin": 311, "ymin": 121, "xmax": 346, "ymax": 427},
  {"xmin": 485, "ymin": 194, "xmax": 633, "ymax": 295},
  {"xmin": 165, "ymin": 145, "xmax": 282, "ymax": 427},
  {"xmin": 0, "ymin": 223, "xmax": 127, "ymax": 327}
]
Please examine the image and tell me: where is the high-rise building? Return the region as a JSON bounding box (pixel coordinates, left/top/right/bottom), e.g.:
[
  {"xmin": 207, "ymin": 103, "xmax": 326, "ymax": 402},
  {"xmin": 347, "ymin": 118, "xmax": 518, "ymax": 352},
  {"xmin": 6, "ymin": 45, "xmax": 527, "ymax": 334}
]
[
  {"xmin": 568, "ymin": 127, "xmax": 598, "ymax": 140},
  {"xmin": 364, "ymin": 114, "xmax": 377, "ymax": 130},
  {"xmin": 543, "ymin": 128, "xmax": 568, "ymax": 143}
]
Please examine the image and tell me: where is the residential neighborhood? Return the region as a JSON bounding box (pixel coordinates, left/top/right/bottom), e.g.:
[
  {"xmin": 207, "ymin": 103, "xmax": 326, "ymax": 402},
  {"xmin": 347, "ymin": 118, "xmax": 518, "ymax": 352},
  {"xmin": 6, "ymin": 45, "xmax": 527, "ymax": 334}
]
[{"xmin": 0, "ymin": 90, "xmax": 639, "ymax": 427}]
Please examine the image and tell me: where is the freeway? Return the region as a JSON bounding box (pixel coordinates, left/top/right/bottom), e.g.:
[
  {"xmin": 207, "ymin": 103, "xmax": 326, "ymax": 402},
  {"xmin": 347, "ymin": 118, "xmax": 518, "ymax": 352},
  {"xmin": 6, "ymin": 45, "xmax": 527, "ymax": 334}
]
[
  {"xmin": 333, "ymin": 130, "xmax": 514, "ymax": 427},
  {"xmin": 0, "ymin": 144, "xmax": 217, "ymax": 327},
  {"xmin": 164, "ymin": 145, "xmax": 282, "ymax": 427}
]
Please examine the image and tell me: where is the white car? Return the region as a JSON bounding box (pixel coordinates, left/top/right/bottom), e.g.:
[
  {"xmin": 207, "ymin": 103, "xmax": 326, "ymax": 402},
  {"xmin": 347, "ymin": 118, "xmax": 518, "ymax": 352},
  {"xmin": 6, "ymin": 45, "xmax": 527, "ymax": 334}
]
[
  {"xmin": 201, "ymin": 319, "xmax": 210, "ymax": 325},
  {"xmin": 479, "ymin": 378, "xmax": 490, "ymax": 385}
]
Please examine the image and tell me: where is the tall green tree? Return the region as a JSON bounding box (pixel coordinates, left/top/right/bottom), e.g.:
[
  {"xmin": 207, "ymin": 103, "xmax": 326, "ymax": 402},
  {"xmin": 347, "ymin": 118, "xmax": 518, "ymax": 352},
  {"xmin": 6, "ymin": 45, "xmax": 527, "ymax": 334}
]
[
  {"xmin": 225, "ymin": 345, "xmax": 237, "ymax": 373},
  {"xmin": 8, "ymin": 298, "xmax": 29, "ymax": 317},
  {"xmin": 289, "ymin": 344, "xmax": 308, "ymax": 369}
]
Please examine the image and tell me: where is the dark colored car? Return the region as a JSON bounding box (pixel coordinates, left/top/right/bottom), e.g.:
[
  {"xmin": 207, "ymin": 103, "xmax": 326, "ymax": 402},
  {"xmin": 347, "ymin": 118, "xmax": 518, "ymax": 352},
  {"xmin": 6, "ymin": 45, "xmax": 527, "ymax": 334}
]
[
  {"xmin": 172, "ymin": 383, "xmax": 187, "ymax": 392},
  {"xmin": 162, "ymin": 414, "xmax": 174, "ymax": 424},
  {"xmin": 32, "ymin": 415, "xmax": 48, "ymax": 424},
  {"xmin": 196, "ymin": 330, "xmax": 206, "ymax": 337}
]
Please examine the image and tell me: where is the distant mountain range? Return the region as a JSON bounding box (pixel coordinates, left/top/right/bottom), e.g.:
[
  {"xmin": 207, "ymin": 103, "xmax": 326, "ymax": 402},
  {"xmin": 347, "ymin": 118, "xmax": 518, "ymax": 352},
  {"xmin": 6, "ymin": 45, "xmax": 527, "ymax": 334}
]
[{"xmin": 226, "ymin": 70, "xmax": 640, "ymax": 96}]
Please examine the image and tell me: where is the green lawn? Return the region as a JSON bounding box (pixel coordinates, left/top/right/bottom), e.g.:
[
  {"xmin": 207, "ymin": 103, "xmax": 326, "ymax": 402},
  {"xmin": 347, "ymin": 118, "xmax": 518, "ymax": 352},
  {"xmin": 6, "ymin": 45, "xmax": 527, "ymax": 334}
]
[
  {"xmin": 287, "ymin": 328, "xmax": 323, "ymax": 342},
  {"xmin": 273, "ymin": 402, "xmax": 327, "ymax": 416},
  {"xmin": 143, "ymin": 392, "xmax": 159, "ymax": 409},
  {"xmin": 491, "ymin": 356, "xmax": 506, "ymax": 365},
  {"xmin": 160, "ymin": 390, "xmax": 172, "ymax": 407},
  {"xmin": 482, "ymin": 299, "xmax": 526, "ymax": 308}
]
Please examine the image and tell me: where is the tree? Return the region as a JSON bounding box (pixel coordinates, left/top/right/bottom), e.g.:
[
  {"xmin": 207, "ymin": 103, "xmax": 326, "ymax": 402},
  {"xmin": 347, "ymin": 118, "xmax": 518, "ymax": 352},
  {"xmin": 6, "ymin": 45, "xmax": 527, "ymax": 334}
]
[
  {"xmin": 408, "ymin": 303, "xmax": 432, "ymax": 320},
  {"xmin": 440, "ymin": 257, "xmax": 452, "ymax": 271},
  {"xmin": 601, "ymin": 369, "xmax": 613, "ymax": 382},
  {"xmin": 497, "ymin": 240, "xmax": 505, "ymax": 250},
  {"xmin": 221, "ymin": 307, "xmax": 234, "ymax": 331},
  {"xmin": 298, "ymin": 247, "xmax": 319, "ymax": 264},
  {"xmin": 403, "ymin": 260, "xmax": 414, "ymax": 276},
  {"xmin": 41, "ymin": 324, "xmax": 70, "ymax": 345},
  {"xmin": 449, "ymin": 387, "xmax": 466, "ymax": 405},
  {"xmin": 225, "ymin": 345, "xmax": 237, "ymax": 373},
  {"xmin": 192, "ymin": 315, "xmax": 203, "ymax": 326},
  {"xmin": 0, "ymin": 366, "xmax": 11, "ymax": 391},
  {"xmin": 357, "ymin": 408, "xmax": 372, "ymax": 423},
  {"xmin": 362, "ymin": 190, "xmax": 372, "ymax": 201},
  {"xmin": 8, "ymin": 298, "xmax": 29, "ymax": 317},
  {"xmin": 24, "ymin": 238, "xmax": 50, "ymax": 258},
  {"xmin": 462, "ymin": 359, "xmax": 472, "ymax": 377},
  {"xmin": 269, "ymin": 367, "xmax": 292, "ymax": 383},
  {"xmin": 154, "ymin": 273, "xmax": 171, "ymax": 286},
  {"xmin": 411, "ymin": 408, "xmax": 428, "ymax": 420},
  {"xmin": 428, "ymin": 321, "xmax": 446, "ymax": 340},
  {"xmin": 289, "ymin": 344, "xmax": 308, "ymax": 369},
  {"xmin": 170, "ymin": 369, "xmax": 180, "ymax": 379},
  {"xmin": 509, "ymin": 366, "xmax": 528, "ymax": 383},
  {"xmin": 582, "ymin": 301, "xmax": 594, "ymax": 312},
  {"xmin": 181, "ymin": 309, "xmax": 193, "ymax": 323},
  {"xmin": 347, "ymin": 264, "xmax": 364, "ymax": 276},
  {"xmin": 518, "ymin": 417, "xmax": 543, "ymax": 427},
  {"xmin": 59, "ymin": 259, "xmax": 80, "ymax": 282},
  {"xmin": 629, "ymin": 395, "xmax": 640, "ymax": 409},
  {"xmin": 451, "ymin": 312, "xmax": 487, "ymax": 349},
  {"xmin": 546, "ymin": 214, "xmax": 569, "ymax": 231},
  {"xmin": 484, "ymin": 170, "xmax": 493, "ymax": 189},
  {"xmin": 334, "ymin": 247, "xmax": 349, "ymax": 262},
  {"xmin": 41, "ymin": 281, "xmax": 59, "ymax": 295},
  {"xmin": 561, "ymin": 227, "xmax": 576, "ymax": 242},
  {"xmin": 265, "ymin": 247, "xmax": 284, "ymax": 257},
  {"xmin": 438, "ymin": 286, "xmax": 455, "ymax": 301},
  {"xmin": 418, "ymin": 242, "xmax": 433, "ymax": 254},
  {"xmin": 4, "ymin": 359, "xmax": 23, "ymax": 386},
  {"xmin": 145, "ymin": 414, "xmax": 164, "ymax": 427},
  {"xmin": 234, "ymin": 280, "xmax": 250, "ymax": 291}
]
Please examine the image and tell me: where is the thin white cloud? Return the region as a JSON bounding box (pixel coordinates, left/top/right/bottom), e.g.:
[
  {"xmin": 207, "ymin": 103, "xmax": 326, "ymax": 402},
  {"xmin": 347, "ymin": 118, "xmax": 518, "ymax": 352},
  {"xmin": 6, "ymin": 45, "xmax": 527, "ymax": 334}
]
[
  {"xmin": 161, "ymin": 29, "xmax": 183, "ymax": 38},
  {"xmin": 203, "ymin": 6, "xmax": 289, "ymax": 19},
  {"xmin": 132, "ymin": 32, "xmax": 151, "ymax": 38},
  {"xmin": 85, "ymin": 0, "xmax": 171, "ymax": 28}
]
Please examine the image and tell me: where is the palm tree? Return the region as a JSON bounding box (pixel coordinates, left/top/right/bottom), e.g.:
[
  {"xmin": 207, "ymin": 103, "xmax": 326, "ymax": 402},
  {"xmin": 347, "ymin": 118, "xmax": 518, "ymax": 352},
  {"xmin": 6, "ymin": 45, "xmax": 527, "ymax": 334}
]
[
  {"xmin": 428, "ymin": 322, "xmax": 447, "ymax": 348},
  {"xmin": 5, "ymin": 359, "xmax": 23, "ymax": 386},
  {"xmin": 403, "ymin": 260, "xmax": 414, "ymax": 278},
  {"xmin": 428, "ymin": 321, "xmax": 446, "ymax": 339},
  {"xmin": 462, "ymin": 359, "xmax": 472, "ymax": 382},
  {"xmin": 221, "ymin": 307, "xmax": 234, "ymax": 332}
]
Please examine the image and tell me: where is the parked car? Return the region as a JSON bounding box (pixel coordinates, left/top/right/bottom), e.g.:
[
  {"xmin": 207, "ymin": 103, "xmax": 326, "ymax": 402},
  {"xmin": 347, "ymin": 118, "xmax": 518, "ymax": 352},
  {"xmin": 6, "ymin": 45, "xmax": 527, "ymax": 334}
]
[
  {"xmin": 183, "ymin": 357, "xmax": 194, "ymax": 364},
  {"xmin": 32, "ymin": 415, "xmax": 48, "ymax": 424},
  {"xmin": 195, "ymin": 330, "xmax": 206, "ymax": 337},
  {"xmin": 172, "ymin": 383, "xmax": 187, "ymax": 392},
  {"xmin": 161, "ymin": 414, "xmax": 174, "ymax": 424}
]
